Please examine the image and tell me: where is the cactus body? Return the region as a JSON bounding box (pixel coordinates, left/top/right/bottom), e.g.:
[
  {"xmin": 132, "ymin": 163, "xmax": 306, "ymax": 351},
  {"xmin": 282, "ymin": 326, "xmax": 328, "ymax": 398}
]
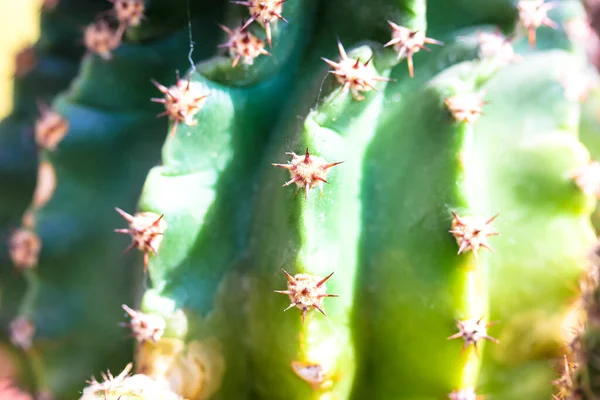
[{"xmin": 2, "ymin": 0, "xmax": 600, "ymax": 399}]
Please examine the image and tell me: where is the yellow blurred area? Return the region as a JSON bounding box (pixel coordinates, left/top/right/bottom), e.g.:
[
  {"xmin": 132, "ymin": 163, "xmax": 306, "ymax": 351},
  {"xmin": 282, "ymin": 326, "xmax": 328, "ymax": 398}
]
[{"xmin": 0, "ymin": 0, "xmax": 42, "ymax": 119}]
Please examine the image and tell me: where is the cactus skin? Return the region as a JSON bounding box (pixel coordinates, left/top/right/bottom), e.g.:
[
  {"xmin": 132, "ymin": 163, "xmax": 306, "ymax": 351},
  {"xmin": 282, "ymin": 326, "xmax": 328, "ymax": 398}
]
[{"xmin": 3, "ymin": 0, "xmax": 600, "ymax": 399}]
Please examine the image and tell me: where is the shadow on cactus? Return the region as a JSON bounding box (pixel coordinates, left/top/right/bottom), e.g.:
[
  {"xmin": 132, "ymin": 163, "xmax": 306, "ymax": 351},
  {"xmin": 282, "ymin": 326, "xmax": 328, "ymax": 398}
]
[{"xmin": 3, "ymin": 0, "xmax": 600, "ymax": 399}]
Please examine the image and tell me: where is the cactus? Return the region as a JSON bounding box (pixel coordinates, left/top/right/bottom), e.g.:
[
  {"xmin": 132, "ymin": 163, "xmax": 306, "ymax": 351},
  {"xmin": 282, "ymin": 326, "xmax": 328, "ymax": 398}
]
[
  {"xmin": 0, "ymin": 0, "xmax": 108, "ymax": 251},
  {"xmin": 0, "ymin": 0, "xmax": 225, "ymax": 397},
  {"xmin": 3, "ymin": 0, "xmax": 600, "ymax": 399}
]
